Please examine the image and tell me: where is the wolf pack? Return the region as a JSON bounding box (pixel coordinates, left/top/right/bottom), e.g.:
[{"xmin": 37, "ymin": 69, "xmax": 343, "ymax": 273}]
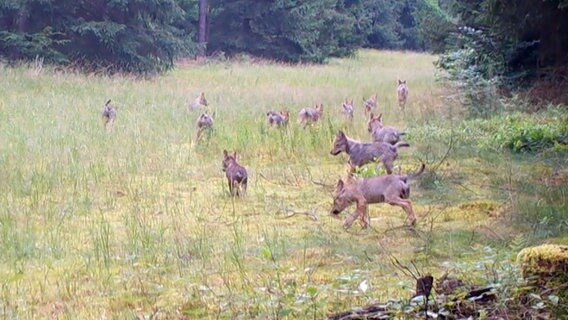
[{"xmin": 101, "ymin": 80, "xmax": 423, "ymax": 230}]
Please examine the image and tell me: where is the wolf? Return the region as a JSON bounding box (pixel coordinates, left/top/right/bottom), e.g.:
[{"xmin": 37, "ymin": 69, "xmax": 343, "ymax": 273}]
[
  {"xmin": 363, "ymin": 94, "xmax": 378, "ymax": 116},
  {"xmin": 367, "ymin": 113, "xmax": 406, "ymax": 145},
  {"xmin": 222, "ymin": 150, "xmax": 248, "ymax": 197},
  {"xmin": 341, "ymin": 99, "xmax": 354, "ymax": 121},
  {"xmin": 298, "ymin": 104, "xmax": 324, "ymax": 126},
  {"xmin": 102, "ymin": 99, "xmax": 116, "ymax": 130},
  {"xmin": 330, "ymin": 130, "xmax": 409, "ymax": 174},
  {"xmin": 266, "ymin": 110, "xmax": 290, "ymax": 127},
  {"xmin": 397, "ymin": 80, "xmax": 408, "ymax": 110},
  {"xmin": 196, "ymin": 111, "xmax": 214, "ymax": 142},
  {"xmin": 189, "ymin": 92, "xmax": 208, "ymax": 110},
  {"xmin": 331, "ymin": 163, "xmax": 425, "ymax": 229}
]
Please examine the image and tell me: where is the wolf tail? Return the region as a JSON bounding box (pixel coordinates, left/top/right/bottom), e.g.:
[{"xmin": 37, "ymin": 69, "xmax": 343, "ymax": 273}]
[{"xmin": 404, "ymin": 163, "xmax": 425, "ymax": 181}]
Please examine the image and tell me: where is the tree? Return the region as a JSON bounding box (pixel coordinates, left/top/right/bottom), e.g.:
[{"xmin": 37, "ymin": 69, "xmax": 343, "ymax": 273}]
[
  {"xmin": 206, "ymin": 0, "xmax": 361, "ymax": 63},
  {"xmin": 198, "ymin": 0, "xmax": 207, "ymax": 45},
  {"xmin": 0, "ymin": 0, "xmax": 200, "ymax": 74}
]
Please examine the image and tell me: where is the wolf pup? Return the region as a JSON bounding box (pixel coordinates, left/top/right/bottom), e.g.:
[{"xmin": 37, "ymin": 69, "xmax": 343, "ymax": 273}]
[
  {"xmin": 331, "ymin": 163, "xmax": 425, "ymax": 229},
  {"xmin": 397, "ymin": 80, "xmax": 408, "ymax": 110},
  {"xmin": 189, "ymin": 92, "xmax": 208, "ymax": 110},
  {"xmin": 222, "ymin": 150, "xmax": 248, "ymax": 197},
  {"xmin": 196, "ymin": 111, "xmax": 214, "ymax": 142},
  {"xmin": 330, "ymin": 130, "xmax": 409, "ymax": 174},
  {"xmin": 102, "ymin": 99, "xmax": 116, "ymax": 130},
  {"xmin": 298, "ymin": 104, "xmax": 324, "ymax": 127},
  {"xmin": 363, "ymin": 94, "xmax": 378, "ymax": 116},
  {"xmin": 266, "ymin": 110, "xmax": 290, "ymax": 127},
  {"xmin": 368, "ymin": 113, "xmax": 406, "ymax": 145},
  {"xmin": 341, "ymin": 99, "xmax": 354, "ymax": 121}
]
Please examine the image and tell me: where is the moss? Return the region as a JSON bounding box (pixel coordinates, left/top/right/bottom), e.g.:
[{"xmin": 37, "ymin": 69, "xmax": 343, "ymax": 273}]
[
  {"xmin": 516, "ymin": 244, "xmax": 568, "ymax": 318},
  {"xmin": 517, "ymin": 244, "xmax": 568, "ymax": 283},
  {"xmin": 458, "ymin": 201, "xmax": 502, "ymax": 217}
]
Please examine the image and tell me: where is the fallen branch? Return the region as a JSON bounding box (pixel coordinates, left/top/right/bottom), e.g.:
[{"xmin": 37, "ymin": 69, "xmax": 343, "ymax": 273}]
[{"xmin": 275, "ymin": 206, "xmax": 319, "ymax": 221}]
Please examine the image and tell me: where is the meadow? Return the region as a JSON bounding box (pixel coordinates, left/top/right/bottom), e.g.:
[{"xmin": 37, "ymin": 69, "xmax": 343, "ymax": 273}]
[{"xmin": 0, "ymin": 50, "xmax": 566, "ymax": 319}]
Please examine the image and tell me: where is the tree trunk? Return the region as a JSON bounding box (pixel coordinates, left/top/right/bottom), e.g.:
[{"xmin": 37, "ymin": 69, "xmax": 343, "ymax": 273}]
[{"xmin": 198, "ymin": 0, "xmax": 208, "ymax": 44}]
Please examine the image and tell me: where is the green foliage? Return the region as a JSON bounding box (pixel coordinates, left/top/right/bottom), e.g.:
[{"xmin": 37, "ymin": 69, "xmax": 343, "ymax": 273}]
[
  {"xmin": 436, "ymin": 26, "xmax": 506, "ymax": 117},
  {"xmin": 435, "ymin": 0, "xmax": 568, "ymax": 115},
  {"xmin": 352, "ymin": 0, "xmax": 405, "ymax": 50},
  {"xmin": 0, "ymin": 0, "xmax": 199, "ymax": 74},
  {"xmin": 207, "ymin": 0, "xmax": 359, "ymax": 63},
  {"xmin": 411, "ymin": 0, "xmax": 453, "ymax": 53},
  {"xmin": 411, "ymin": 109, "xmax": 568, "ymax": 154}
]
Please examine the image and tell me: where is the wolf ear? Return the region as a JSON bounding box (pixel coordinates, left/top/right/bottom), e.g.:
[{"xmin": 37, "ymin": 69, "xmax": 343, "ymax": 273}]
[
  {"xmin": 233, "ymin": 151, "xmax": 237, "ymax": 159},
  {"xmin": 398, "ymin": 79, "xmax": 402, "ymax": 85},
  {"xmin": 223, "ymin": 150, "xmax": 228, "ymax": 157},
  {"xmin": 337, "ymin": 130, "xmax": 345, "ymax": 137},
  {"xmin": 335, "ymin": 179, "xmax": 344, "ymax": 193},
  {"xmin": 378, "ymin": 113, "xmax": 383, "ymax": 121}
]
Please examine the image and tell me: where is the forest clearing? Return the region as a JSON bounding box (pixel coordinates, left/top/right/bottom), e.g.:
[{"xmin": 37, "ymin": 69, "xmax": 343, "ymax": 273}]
[{"xmin": 0, "ymin": 50, "xmax": 567, "ymax": 319}]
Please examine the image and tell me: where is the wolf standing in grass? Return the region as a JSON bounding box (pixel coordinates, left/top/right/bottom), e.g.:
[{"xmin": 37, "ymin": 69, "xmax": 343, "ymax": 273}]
[
  {"xmin": 298, "ymin": 103, "xmax": 324, "ymax": 127},
  {"xmin": 397, "ymin": 80, "xmax": 409, "ymax": 110},
  {"xmin": 222, "ymin": 150, "xmax": 248, "ymax": 197},
  {"xmin": 266, "ymin": 110, "xmax": 290, "ymax": 127},
  {"xmin": 102, "ymin": 99, "xmax": 116, "ymax": 130},
  {"xmin": 189, "ymin": 92, "xmax": 208, "ymax": 110},
  {"xmin": 363, "ymin": 94, "xmax": 378, "ymax": 116},
  {"xmin": 341, "ymin": 99, "xmax": 354, "ymax": 121},
  {"xmin": 196, "ymin": 111, "xmax": 214, "ymax": 143},
  {"xmin": 368, "ymin": 113, "xmax": 406, "ymax": 145}
]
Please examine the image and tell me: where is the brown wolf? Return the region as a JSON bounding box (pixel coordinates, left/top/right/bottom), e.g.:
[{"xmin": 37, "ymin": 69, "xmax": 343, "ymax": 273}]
[
  {"xmin": 363, "ymin": 94, "xmax": 378, "ymax": 116},
  {"xmin": 330, "ymin": 130, "xmax": 409, "ymax": 174},
  {"xmin": 367, "ymin": 113, "xmax": 406, "ymax": 145},
  {"xmin": 196, "ymin": 111, "xmax": 214, "ymax": 142},
  {"xmin": 331, "ymin": 163, "xmax": 425, "ymax": 229},
  {"xmin": 341, "ymin": 99, "xmax": 354, "ymax": 121},
  {"xmin": 102, "ymin": 99, "xmax": 116, "ymax": 130},
  {"xmin": 189, "ymin": 92, "xmax": 208, "ymax": 110},
  {"xmin": 298, "ymin": 104, "xmax": 324, "ymax": 126},
  {"xmin": 397, "ymin": 80, "xmax": 408, "ymax": 110},
  {"xmin": 222, "ymin": 150, "xmax": 248, "ymax": 197},
  {"xmin": 266, "ymin": 110, "xmax": 290, "ymax": 127}
]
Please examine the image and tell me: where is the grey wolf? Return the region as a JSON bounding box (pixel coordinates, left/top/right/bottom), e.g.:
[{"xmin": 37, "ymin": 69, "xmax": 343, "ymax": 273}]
[
  {"xmin": 222, "ymin": 150, "xmax": 248, "ymax": 197},
  {"xmin": 331, "ymin": 163, "xmax": 425, "ymax": 229},
  {"xmin": 363, "ymin": 94, "xmax": 378, "ymax": 116},
  {"xmin": 266, "ymin": 110, "xmax": 290, "ymax": 127},
  {"xmin": 298, "ymin": 104, "xmax": 324, "ymax": 126},
  {"xmin": 341, "ymin": 99, "xmax": 354, "ymax": 121},
  {"xmin": 397, "ymin": 80, "xmax": 408, "ymax": 110},
  {"xmin": 330, "ymin": 130, "xmax": 409, "ymax": 174},
  {"xmin": 367, "ymin": 113, "xmax": 406, "ymax": 145},
  {"xmin": 102, "ymin": 99, "xmax": 116, "ymax": 130},
  {"xmin": 189, "ymin": 92, "xmax": 208, "ymax": 110},
  {"xmin": 196, "ymin": 111, "xmax": 214, "ymax": 142}
]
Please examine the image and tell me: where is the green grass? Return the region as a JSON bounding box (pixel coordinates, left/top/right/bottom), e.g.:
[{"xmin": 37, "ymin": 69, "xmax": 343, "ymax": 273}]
[{"xmin": 0, "ymin": 50, "xmax": 566, "ymax": 319}]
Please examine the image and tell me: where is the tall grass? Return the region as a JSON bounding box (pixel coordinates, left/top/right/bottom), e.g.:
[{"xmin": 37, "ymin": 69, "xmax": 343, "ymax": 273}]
[{"xmin": 0, "ymin": 50, "xmax": 565, "ymax": 318}]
